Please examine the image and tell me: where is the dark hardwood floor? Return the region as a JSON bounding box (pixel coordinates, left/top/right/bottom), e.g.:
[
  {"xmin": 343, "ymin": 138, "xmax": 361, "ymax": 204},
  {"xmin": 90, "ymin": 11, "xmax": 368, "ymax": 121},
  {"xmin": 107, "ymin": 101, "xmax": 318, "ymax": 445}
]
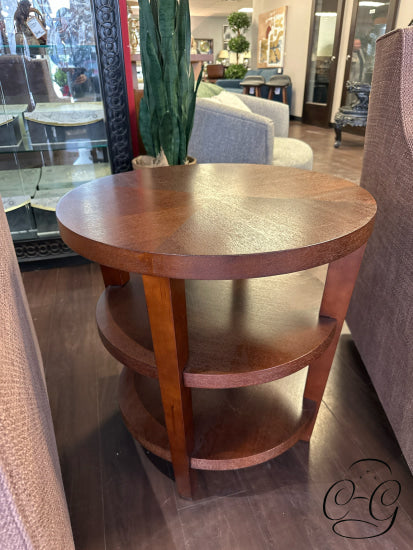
[
  {"xmin": 22, "ymin": 123, "xmax": 412, "ymax": 549},
  {"xmin": 289, "ymin": 122, "xmax": 365, "ymax": 184}
]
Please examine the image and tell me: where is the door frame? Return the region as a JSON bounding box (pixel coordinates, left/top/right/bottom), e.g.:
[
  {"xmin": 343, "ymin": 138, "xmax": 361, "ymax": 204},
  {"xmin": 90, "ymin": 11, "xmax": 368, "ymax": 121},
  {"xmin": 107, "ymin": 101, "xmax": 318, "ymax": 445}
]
[
  {"xmin": 340, "ymin": 0, "xmax": 400, "ymax": 106},
  {"xmin": 302, "ymin": 0, "xmax": 346, "ymax": 127}
]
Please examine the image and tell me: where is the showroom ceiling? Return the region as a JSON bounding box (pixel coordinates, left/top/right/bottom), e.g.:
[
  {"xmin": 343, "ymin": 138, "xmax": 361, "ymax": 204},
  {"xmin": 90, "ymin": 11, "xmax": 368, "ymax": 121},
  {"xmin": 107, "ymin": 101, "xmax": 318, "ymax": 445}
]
[{"xmin": 190, "ymin": 0, "xmax": 253, "ymax": 17}]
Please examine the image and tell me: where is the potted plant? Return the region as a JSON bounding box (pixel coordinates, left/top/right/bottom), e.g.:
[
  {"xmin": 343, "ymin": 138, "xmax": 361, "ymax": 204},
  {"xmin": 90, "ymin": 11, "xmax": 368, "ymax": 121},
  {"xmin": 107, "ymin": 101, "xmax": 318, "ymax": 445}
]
[
  {"xmin": 136, "ymin": 0, "xmax": 202, "ymax": 167},
  {"xmin": 225, "ymin": 11, "xmax": 251, "ymax": 80}
]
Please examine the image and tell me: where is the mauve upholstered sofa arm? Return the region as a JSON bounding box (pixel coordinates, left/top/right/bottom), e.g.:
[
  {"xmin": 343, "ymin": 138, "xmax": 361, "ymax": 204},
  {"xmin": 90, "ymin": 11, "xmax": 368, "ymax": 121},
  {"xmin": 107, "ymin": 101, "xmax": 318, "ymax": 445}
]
[
  {"xmin": 346, "ymin": 27, "xmax": 413, "ymax": 472},
  {"xmin": 237, "ymin": 94, "xmax": 289, "ymax": 138},
  {"xmin": 188, "ymin": 98, "xmax": 274, "ymax": 164},
  {"xmin": 0, "ymin": 202, "xmax": 74, "ymax": 548}
]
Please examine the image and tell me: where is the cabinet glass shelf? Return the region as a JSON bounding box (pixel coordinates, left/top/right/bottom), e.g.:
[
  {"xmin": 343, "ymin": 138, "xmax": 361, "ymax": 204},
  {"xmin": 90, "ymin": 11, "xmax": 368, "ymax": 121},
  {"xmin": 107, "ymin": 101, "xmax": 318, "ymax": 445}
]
[{"xmin": 0, "ymin": 1, "xmax": 114, "ymax": 259}]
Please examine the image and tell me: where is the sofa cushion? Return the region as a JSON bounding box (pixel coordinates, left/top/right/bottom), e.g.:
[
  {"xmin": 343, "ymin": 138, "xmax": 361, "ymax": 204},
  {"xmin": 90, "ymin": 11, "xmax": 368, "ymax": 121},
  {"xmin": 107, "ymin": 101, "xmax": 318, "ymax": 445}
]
[
  {"xmin": 206, "ymin": 91, "xmax": 252, "ymax": 113},
  {"xmin": 240, "ymin": 75, "xmax": 265, "ymax": 87},
  {"xmin": 272, "ymin": 137, "xmax": 313, "ymax": 170},
  {"xmin": 197, "ymin": 82, "xmax": 223, "ymax": 98}
]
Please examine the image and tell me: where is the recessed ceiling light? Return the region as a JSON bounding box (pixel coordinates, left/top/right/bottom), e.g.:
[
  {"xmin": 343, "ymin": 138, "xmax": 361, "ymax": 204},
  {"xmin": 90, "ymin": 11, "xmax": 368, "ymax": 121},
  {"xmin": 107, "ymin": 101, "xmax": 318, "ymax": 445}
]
[
  {"xmin": 238, "ymin": 8, "xmax": 253, "ymax": 13},
  {"xmin": 359, "ymin": 2, "xmax": 385, "ymax": 6}
]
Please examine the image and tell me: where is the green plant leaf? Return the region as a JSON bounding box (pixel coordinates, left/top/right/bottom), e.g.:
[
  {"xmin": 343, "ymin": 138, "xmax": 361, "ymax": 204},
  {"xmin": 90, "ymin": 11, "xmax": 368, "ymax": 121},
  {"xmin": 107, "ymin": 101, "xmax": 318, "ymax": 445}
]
[
  {"xmin": 228, "ymin": 36, "xmax": 250, "ymax": 55},
  {"xmin": 227, "ymin": 12, "xmax": 251, "ymax": 33},
  {"xmin": 225, "ymin": 64, "xmax": 248, "ymax": 79},
  {"xmin": 138, "ymin": 0, "xmax": 198, "ymax": 165}
]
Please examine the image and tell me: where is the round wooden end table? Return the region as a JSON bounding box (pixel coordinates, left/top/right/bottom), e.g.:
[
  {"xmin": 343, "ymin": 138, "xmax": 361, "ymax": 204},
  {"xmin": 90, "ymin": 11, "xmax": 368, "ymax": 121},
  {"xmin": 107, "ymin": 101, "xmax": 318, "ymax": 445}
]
[{"xmin": 56, "ymin": 164, "xmax": 376, "ymax": 499}]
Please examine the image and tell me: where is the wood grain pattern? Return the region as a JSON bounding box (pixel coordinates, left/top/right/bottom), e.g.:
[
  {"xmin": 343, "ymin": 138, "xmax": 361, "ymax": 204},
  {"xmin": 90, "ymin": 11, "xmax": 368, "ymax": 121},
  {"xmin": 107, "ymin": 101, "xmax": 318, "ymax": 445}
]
[
  {"xmin": 56, "ymin": 164, "xmax": 376, "ymax": 499},
  {"xmin": 56, "ymin": 164, "xmax": 376, "ymax": 280},
  {"xmin": 21, "ymin": 130, "xmax": 413, "ymax": 546},
  {"xmin": 119, "ymin": 368, "xmax": 317, "ymax": 471},
  {"xmin": 96, "ymin": 272, "xmax": 337, "ymax": 388},
  {"xmin": 24, "ymin": 262, "xmax": 413, "ymax": 548},
  {"xmin": 100, "ymin": 265, "xmax": 130, "ymax": 287},
  {"xmin": 141, "ymin": 275, "xmax": 195, "ymax": 498},
  {"xmin": 302, "ymin": 244, "xmax": 367, "ymax": 441}
]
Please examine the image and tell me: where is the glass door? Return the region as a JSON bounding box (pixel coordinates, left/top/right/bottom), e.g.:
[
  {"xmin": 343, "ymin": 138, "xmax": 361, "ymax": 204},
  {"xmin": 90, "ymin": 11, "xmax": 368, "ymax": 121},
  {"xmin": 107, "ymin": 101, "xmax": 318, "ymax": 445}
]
[
  {"xmin": 303, "ymin": 0, "xmax": 346, "ymax": 126},
  {"xmin": 340, "ymin": 0, "xmax": 399, "ymax": 108}
]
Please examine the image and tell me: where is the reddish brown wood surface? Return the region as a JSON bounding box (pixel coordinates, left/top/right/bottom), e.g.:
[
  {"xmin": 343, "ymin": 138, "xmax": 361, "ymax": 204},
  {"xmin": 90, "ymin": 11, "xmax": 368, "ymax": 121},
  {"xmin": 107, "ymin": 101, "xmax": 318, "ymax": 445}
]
[
  {"xmin": 56, "ymin": 165, "xmax": 376, "ymax": 280},
  {"xmin": 119, "ymin": 368, "xmax": 316, "ymax": 471},
  {"xmin": 96, "ymin": 272, "xmax": 337, "ymax": 388},
  {"xmin": 55, "ymin": 164, "xmax": 376, "ymax": 499},
  {"xmin": 100, "ymin": 265, "xmax": 130, "ymax": 287},
  {"xmin": 301, "ymin": 244, "xmax": 367, "ymax": 441},
  {"xmin": 141, "ymin": 275, "xmax": 194, "ymax": 498}
]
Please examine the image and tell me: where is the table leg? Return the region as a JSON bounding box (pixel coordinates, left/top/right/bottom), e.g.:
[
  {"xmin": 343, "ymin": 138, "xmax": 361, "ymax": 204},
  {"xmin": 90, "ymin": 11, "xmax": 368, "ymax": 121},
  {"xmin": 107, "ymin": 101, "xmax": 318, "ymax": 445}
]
[
  {"xmin": 100, "ymin": 265, "xmax": 130, "ymax": 287},
  {"xmin": 301, "ymin": 244, "xmax": 366, "ymax": 441},
  {"xmin": 334, "ymin": 125, "xmax": 342, "ymax": 148},
  {"xmin": 142, "ymin": 275, "xmax": 195, "ymax": 498}
]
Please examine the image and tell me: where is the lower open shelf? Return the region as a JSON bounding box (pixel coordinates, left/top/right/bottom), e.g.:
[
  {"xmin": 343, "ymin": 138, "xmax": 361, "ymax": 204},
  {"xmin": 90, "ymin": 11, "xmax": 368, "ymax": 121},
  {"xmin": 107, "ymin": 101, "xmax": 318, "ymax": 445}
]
[{"xmin": 119, "ymin": 367, "xmax": 316, "ymax": 471}]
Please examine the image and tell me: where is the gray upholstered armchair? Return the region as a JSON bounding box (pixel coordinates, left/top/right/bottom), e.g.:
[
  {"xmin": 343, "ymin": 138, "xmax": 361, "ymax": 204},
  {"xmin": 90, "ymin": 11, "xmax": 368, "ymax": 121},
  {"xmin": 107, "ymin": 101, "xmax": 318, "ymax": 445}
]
[
  {"xmin": 188, "ymin": 94, "xmax": 313, "ymax": 170},
  {"xmin": 346, "ymin": 28, "xmax": 413, "ymax": 472}
]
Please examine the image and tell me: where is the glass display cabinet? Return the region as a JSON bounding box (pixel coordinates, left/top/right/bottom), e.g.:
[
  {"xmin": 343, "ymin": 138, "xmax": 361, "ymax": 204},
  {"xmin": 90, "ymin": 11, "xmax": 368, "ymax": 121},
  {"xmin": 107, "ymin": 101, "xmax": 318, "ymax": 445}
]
[{"xmin": 0, "ymin": 0, "xmax": 133, "ymax": 262}]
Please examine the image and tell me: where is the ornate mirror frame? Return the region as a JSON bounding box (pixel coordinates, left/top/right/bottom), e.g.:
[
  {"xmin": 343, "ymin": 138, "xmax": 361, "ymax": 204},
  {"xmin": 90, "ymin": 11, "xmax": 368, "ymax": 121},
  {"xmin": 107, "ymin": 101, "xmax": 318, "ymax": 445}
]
[{"xmin": 92, "ymin": 0, "xmax": 133, "ymax": 174}]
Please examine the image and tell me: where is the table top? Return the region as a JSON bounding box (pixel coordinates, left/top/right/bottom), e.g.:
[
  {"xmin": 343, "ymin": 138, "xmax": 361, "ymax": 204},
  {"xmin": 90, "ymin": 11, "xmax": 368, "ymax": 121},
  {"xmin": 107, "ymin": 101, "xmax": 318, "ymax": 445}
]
[{"xmin": 56, "ymin": 164, "xmax": 376, "ymax": 279}]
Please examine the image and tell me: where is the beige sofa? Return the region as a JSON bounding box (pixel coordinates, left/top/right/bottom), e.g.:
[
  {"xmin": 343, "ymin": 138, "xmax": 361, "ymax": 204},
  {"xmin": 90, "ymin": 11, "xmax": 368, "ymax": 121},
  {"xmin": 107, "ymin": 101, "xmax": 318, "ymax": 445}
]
[
  {"xmin": 0, "ymin": 202, "xmax": 74, "ymax": 548},
  {"xmin": 346, "ymin": 28, "xmax": 413, "ymax": 472}
]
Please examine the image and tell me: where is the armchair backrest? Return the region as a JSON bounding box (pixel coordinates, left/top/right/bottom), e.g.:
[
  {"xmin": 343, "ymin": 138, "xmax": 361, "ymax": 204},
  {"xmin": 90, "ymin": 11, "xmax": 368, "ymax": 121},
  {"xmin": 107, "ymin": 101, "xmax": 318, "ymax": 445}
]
[
  {"xmin": 188, "ymin": 97, "xmax": 275, "ymax": 165},
  {"xmin": 346, "ymin": 27, "xmax": 413, "ymax": 472},
  {"xmin": 0, "ymin": 54, "xmax": 63, "ymax": 106}
]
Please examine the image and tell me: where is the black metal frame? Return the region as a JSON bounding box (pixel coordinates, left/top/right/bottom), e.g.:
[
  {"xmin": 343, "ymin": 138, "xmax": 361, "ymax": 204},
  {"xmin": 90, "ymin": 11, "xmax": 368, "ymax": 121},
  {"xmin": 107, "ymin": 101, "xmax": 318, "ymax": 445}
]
[{"xmin": 302, "ymin": 0, "xmax": 346, "ymax": 128}]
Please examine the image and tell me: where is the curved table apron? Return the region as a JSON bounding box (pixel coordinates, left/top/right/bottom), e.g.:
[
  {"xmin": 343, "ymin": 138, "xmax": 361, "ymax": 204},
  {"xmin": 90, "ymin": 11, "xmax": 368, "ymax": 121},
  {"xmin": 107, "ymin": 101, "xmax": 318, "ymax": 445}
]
[{"xmin": 57, "ymin": 164, "xmax": 376, "ymax": 499}]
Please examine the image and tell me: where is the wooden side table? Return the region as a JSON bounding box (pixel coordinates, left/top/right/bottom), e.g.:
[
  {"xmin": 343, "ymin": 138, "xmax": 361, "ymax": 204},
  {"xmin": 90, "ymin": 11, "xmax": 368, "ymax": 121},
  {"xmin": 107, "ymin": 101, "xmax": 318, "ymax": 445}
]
[{"xmin": 56, "ymin": 164, "xmax": 376, "ymax": 499}]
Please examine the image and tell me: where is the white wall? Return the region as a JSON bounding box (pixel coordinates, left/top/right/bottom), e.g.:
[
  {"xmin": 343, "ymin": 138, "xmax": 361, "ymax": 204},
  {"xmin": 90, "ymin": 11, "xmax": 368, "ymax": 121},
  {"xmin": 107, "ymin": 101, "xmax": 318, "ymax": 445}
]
[
  {"xmin": 191, "ymin": 16, "xmax": 253, "ymax": 63},
  {"xmin": 191, "ymin": 16, "xmax": 228, "ymax": 60},
  {"xmin": 252, "ymin": 0, "xmax": 411, "ymax": 120},
  {"xmin": 251, "ymin": 1, "xmax": 313, "ymax": 117},
  {"xmin": 395, "ymin": 1, "xmax": 412, "ymax": 27}
]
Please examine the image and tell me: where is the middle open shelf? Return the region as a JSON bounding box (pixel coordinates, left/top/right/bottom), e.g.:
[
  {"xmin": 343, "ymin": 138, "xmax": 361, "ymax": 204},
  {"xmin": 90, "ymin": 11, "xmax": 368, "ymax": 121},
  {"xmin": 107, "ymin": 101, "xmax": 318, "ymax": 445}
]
[{"xmin": 96, "ymin": 269, "xmax": 335, "ymax": 389}]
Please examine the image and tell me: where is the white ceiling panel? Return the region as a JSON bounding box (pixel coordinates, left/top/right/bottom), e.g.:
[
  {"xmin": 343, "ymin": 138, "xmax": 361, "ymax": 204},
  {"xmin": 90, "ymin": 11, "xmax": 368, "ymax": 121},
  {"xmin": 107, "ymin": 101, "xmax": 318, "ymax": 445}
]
[{"xmin": 189, "ymin": 0, "xmax": 253, "ymax": 17}]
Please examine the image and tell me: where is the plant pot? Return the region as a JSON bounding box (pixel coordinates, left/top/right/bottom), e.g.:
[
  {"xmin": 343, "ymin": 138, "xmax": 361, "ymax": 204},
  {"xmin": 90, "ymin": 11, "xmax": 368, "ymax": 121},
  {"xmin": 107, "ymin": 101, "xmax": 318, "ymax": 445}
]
[{"xmin": 131, "ymin": 155, "xmax": 196, "ymax": 170}]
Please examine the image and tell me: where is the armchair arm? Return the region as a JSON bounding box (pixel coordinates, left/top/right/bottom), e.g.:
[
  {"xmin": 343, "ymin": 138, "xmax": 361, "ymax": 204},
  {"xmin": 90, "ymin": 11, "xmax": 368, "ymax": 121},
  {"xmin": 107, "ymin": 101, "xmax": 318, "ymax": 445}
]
[
  {"xmin": 237, "ymin": 95, "xmax": 289, "ymax": 138},
  {"xmin": 188, "ymin": 98, "xmax": 274, "ymax": 165}
]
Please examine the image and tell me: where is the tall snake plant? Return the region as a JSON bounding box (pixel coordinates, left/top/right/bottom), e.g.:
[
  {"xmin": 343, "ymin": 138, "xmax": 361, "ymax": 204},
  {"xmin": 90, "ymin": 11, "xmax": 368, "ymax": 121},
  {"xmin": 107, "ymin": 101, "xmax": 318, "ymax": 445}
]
[{"xmin": 138, "ymin": 0, "xmax": 202, "ymax": 165}]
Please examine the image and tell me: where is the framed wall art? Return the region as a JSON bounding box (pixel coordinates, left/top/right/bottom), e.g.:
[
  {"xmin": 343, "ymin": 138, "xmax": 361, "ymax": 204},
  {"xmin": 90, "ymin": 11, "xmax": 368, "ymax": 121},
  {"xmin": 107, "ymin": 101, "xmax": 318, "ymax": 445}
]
[
  {"xmin": 258, "ymin": 6, "xmax": 287, "ymax": 68},
  {"xmin": 223, "ymin": 24, "xmax": 232, "ymax": 49},
  {"xmin": 194, "ymin": 38, "xmax": 213, "ymax": 55}
]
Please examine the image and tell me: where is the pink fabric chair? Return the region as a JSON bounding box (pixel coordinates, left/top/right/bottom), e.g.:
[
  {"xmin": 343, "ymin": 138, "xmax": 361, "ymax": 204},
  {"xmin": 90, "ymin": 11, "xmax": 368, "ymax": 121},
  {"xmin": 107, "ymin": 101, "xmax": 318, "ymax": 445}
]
[
  {"xmin": 0, "ymin": 201, "xmax": 74, "ymax": 549},
  {"xmin": 347, "ymin": 27, "xmax": 413, "ymax": 472}
]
